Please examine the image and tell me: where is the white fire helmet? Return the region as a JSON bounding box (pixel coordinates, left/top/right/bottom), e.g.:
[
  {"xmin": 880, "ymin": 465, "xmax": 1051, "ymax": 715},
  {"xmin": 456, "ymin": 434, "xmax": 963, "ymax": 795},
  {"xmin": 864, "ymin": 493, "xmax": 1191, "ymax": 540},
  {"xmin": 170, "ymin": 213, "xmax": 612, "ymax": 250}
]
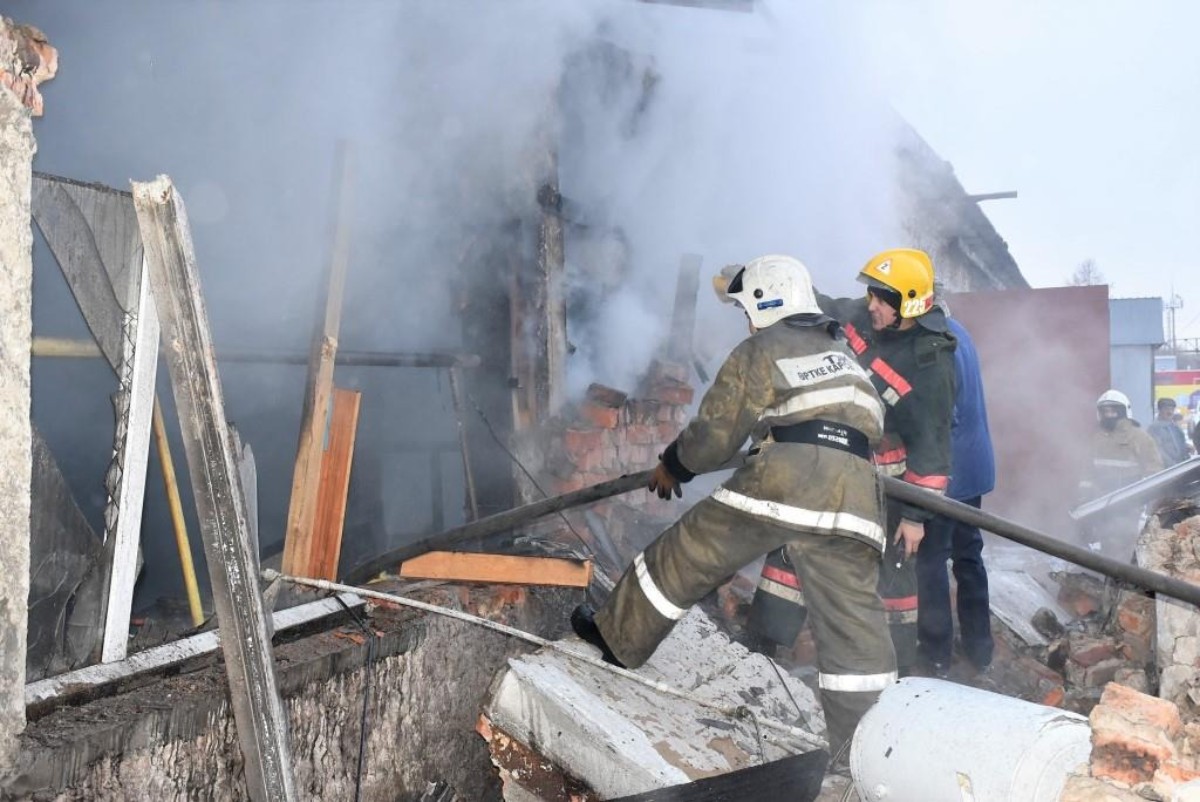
[
  {"xmin": 717, "ymin": 254, "xmax": 822, "ymax": 329},
  {"xmin": 1096, "ymin": 389, "xmax": 1132, "ymax": 420}
]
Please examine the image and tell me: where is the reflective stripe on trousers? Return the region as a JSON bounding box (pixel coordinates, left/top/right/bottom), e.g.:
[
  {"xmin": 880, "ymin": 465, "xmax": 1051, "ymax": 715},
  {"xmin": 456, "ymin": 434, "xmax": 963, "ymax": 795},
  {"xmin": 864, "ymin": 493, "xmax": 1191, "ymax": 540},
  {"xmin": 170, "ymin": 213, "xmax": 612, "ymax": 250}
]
[
  {"xmin": 634, "ymin": 552, "xmax": 688, "ymax": 621},
  {"xmin": 819, "ymin": 670, "xmax": 898, "ymax": 693},
  {"xmin": 711, "ymin": 487, "xmax": 885, "ymax": 548}
]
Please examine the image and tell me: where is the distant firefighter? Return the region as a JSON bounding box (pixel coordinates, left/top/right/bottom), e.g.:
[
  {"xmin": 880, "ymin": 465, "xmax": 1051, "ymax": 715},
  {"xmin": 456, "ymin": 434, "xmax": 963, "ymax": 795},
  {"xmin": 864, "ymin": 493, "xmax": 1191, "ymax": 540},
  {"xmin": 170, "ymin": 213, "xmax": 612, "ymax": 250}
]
[
  {"xmin": 1078, "ymin": 390, "xmax": 1163, "ymax": 502},
  {"xmin": 1077, "ymin": 389, "xmax": 1163, "ymax": 556}
]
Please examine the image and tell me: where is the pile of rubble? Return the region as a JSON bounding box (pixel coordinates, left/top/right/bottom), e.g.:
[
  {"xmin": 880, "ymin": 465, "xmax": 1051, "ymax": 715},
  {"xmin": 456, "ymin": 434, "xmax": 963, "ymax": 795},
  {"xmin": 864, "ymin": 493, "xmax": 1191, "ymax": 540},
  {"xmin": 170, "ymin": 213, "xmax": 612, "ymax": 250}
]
[{"xmin": 1063, "ymin": 682, "xmax": 1200, "ymax": 800}]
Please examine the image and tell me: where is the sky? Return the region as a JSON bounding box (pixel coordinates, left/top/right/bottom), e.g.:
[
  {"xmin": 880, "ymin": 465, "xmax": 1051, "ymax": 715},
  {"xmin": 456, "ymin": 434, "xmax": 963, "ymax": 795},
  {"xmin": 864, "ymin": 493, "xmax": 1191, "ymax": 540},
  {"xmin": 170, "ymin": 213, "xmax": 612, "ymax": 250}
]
[{"xmin": 855, "ymin": 1, "xmax": 1200, "ymax": 342}]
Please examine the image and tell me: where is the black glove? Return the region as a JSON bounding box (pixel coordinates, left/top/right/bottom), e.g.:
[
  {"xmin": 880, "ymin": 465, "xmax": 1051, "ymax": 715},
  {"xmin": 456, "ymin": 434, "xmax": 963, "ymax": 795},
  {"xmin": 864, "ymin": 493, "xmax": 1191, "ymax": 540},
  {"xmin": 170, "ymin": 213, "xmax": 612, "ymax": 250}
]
[{"xmin": 648, "ymin": 461, "xmax": 683, "ymax": 500}]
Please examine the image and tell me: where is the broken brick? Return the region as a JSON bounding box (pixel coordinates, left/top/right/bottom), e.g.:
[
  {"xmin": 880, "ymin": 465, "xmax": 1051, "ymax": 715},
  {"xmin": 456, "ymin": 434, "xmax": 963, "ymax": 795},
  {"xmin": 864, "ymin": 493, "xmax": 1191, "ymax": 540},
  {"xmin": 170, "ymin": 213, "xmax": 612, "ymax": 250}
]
[
  {"xmin": 1098, "ymin": 682, "xmax": 1184, "ymax": 738},
  {"xmin": 1090, "ymin": 683, "xmax": 1184, "ymax": 786},
  {"xmin": 1042, "ymin": 686, "xmax": 1066, "ymax": 708},
  {"xmin": 644, "ymin": 359, "xmax": 690, "ymax": 385},
  {"xmin": 585, "ymin": 383, "xmax": 628, "ymax": 408},
  {"xmin": 1116, "ymin": 594, "xmax": 1155, "ymax": 639},
  {"xmin": 643, "ymin": 381, "xmax": 695, "ymax": 407},
  {"xmin": 1071, "ymin": 638, "xmax": 1119, "ymax": 669},
  {"xmin": 1059, "ymin": 584, "xmax": 1101, "ymax": 618},
  {"xmin": 625, "ymin": 399, "xmax": 663, "ymax": 425},
  {"xmin": 581, "ymin": 402, "xmax": 620, "ymax": 429},
  {"xmin": 1084, "ymin": 658, "xmax": 1128, "ymax": 688}
]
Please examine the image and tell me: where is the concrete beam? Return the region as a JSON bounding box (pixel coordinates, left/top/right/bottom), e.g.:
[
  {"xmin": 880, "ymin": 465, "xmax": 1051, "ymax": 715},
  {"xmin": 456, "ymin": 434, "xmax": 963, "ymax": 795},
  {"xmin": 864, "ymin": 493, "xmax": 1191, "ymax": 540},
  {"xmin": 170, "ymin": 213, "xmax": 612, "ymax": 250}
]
[
  {"xmin": 0, "ymin": 79, "xmax": 35, "ymax": 781},
  {"xmin": 483, "ymin": 610, "xmax": 823, "ymax": 799}
]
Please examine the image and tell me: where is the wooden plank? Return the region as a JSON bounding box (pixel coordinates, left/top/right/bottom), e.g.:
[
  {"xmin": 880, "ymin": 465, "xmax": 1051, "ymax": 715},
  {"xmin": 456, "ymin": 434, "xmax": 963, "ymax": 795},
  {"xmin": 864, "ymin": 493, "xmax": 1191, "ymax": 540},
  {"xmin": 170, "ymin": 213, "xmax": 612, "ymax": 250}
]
[
  {"xmin": 310, "ymin": 388, "xmax": 361, "ymax": 581},
  {"xmin": 608, "ymin": 750, "xmax": 826, "ymax": 802},
  {"xmin": 282, "ymin": 143, "xmax": 354, "ymax": 577},
  {"xmin": 100, "ymin": 256, "xmax": 160, "ymax": 664},
  {"xmin": 132, "ymin": 175, "xmax": 296, "ymax": 802},
  {"xmin": 25, "ymin": 594, "xmax": 363, "ymax": 710},
  {"xmin": 399, "ymin": 551, "xmax": 592, "ymax": 588}
]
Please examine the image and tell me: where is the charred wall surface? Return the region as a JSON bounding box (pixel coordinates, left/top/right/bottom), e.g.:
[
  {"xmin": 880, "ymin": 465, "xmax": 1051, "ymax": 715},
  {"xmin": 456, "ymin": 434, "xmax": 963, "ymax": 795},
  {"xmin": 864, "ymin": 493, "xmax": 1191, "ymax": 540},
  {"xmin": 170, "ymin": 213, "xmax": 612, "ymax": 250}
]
[{"xmin": 9, "ymin": 585, "xmax": 576, "ymax": 801}]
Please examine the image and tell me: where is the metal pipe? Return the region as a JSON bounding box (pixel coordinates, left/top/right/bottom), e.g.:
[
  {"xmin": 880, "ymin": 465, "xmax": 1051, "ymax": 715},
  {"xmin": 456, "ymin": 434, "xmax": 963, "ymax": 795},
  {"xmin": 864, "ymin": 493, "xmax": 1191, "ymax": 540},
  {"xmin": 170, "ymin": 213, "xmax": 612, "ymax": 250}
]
[
  {"xmin": 349, "ymin": 460, "xmax": 1200, "ymax": 606},
  {"xmin": 882, "ymin": 477, "xmax": 1200, "ymax": 608},
  {"xmin": 31, "ymin": 335, "xmax": 481, "ymax": 369},
  {"xmin": 152, "ymin": 398, "xmax": 205, "ymax": 627},
  {"xmin": 965, "ymin": 191, "xmax": 1019, "ymax": 202},
  {"xmin": 344, "ymin": 466, "xmax": 662, "ymax": 584},
  {"xmin": 1070, "ymin": 456, "xmax": 1200, "ymax": 521}
]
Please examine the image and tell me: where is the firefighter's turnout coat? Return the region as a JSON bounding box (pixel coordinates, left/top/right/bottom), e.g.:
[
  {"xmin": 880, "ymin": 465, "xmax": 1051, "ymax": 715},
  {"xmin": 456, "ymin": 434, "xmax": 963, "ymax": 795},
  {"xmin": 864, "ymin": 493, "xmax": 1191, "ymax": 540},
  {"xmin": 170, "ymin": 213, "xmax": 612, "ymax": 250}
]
[
  {"xmin": 594, "ymin": 314, "xmax": 896, "ymax": 751},
  {"xmin": 814, "ymin": 296, "xmax": 956, "ymax": 670},
  {"xmin": 1079, "ymin": 418, "xmax": 1164, "ymax": 501}
]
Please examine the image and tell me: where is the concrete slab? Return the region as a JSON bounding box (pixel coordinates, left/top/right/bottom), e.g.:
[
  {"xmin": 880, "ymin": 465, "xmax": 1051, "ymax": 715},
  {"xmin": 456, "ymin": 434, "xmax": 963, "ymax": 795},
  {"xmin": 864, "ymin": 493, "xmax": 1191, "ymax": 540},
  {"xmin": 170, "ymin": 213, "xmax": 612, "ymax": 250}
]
[{"xmin": 484, "ymin": 609, "xmax": 824, "ymax": 800}]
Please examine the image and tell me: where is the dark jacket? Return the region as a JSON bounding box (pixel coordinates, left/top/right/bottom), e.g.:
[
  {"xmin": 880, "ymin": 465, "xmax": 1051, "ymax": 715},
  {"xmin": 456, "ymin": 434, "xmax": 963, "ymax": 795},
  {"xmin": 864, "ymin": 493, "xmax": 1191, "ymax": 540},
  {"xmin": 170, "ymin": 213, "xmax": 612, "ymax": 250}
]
[
  {"xmin": 1147, "ymin": 418, "xmax": 1189, "ymax": 466},
  {"xmin": 818, "ymin": 294, "xmax": 957, "ymax": 523},
  {"xmin": 946, "ymin": 318, "xmax": 995, "ymax": 500}
]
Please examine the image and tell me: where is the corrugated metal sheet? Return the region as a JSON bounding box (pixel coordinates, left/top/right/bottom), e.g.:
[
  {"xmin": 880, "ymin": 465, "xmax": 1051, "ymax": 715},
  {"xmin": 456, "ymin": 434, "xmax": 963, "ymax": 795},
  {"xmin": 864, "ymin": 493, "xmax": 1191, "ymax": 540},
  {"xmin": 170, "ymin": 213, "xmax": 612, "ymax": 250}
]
[{"xmin": 1110, "ymin": 298, "xmax": 1164, "ymax": 346}]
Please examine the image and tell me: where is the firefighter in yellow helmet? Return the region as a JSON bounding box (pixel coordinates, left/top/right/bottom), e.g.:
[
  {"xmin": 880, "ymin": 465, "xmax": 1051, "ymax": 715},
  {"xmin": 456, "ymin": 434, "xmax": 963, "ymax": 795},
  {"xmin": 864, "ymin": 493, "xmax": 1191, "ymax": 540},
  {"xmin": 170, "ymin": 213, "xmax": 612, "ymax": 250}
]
[
  {"xmin": 746, "ymin": 248, "xmax": 956, "ymax": 678},
  {"xmin": 571, "ymin": 254, "xmax": 896, "ymax": 755}
]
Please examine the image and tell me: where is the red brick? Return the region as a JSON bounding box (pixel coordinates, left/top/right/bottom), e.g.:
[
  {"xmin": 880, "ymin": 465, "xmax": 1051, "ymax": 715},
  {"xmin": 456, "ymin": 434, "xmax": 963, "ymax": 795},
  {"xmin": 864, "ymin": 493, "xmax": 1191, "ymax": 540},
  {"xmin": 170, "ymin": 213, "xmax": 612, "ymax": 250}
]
[
  {"xmin": 1072, "ymin": 640, "xmax": 1119, "ymax": 668},
  {"xmin": 1098, "ymin": 682, "xmax": 1184, "ymax": 737},
  {"xmin": 1089, "ymin": 684, "xmax": 1184, "ymax": 785},
  {"xmin": 624, "ymin": 423, "xmax": 661, "ymax": 445},
  {"xmin": 586, "ymin": 383, "xmax": 628, "ymax": 408},
  {"xmin": 571, "ymin": 447, "xmax": 606, "ymax": 473},
  {"xmin": 1059, "ymin": 585, "xmax": 1101, "ymax": 617},
  {"xmin": 564, "ymin": 427, "xmax": 606, "ymax": 456},
  {"xmin": 657, "ymin": 422, "xmax": 681, "ymax": 441},
  {"xmin": 1042, "ymin": 686, "xmax": 1066, "ymax": 708},
  {"xmin": 1092, "ymin": 743, "xmax": 1163, "ymax": 786},
  {"xmin": 1116, "ymin": 594, "xmax": 1155, "ymax": 638},
  {"xmin": 625, "ymin": 399, "xmax": 662, "ymax": 425},
  {"xmin": 1084, "ymin": 658, "xmax": 1128, "ymax": 688},
  {"xmin": 581, "ymin": 402, "xmax": 620, "ymax": 429},
  {"xmin": 644, "ymin": 359, "xmax": 690, "ymax": 384},
  {"xmin": 644, "ymin": 381, "xmax": 695, "ymax": 406},
  {"xmin": 1158, "ymin": 761, "xmax": 1200, "ymax": 784}
]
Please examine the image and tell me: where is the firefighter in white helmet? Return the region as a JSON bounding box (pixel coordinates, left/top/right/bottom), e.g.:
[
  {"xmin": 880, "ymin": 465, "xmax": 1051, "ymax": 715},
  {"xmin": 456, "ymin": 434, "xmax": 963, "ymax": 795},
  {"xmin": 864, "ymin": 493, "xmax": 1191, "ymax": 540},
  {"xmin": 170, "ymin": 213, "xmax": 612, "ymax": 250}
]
[
  {"xmin": 1078, "ymin": 390, "xmax": 1163, "ymax": 502},
  {"xmin": 745, "ymin": 248, "xmax": 957, "ymax": 678},
  {"xmin": 1076, "ymin": 390, "xmax": 1163, "ymax": 557},
  {"xmin": 571, "ymin": 254, "xmax": 896, "ymax": 755}
]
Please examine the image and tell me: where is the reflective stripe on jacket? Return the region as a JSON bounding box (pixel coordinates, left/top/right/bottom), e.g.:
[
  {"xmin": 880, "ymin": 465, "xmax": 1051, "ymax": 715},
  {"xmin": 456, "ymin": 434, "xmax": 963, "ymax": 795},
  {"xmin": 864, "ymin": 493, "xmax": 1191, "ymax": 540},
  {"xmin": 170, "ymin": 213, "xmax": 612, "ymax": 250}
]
[{"xmin": 669, "ymin": 315, "xmax": 888, "ymax": 550}]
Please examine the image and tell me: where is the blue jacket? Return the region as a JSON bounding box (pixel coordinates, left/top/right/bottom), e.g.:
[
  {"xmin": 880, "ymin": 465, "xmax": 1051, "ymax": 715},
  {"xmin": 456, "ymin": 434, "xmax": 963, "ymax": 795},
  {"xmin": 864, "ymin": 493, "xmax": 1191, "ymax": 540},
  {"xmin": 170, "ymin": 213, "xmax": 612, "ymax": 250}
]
[{"xmin": 946, "ymin": 318, "xmax": 995, "ymax": 500}]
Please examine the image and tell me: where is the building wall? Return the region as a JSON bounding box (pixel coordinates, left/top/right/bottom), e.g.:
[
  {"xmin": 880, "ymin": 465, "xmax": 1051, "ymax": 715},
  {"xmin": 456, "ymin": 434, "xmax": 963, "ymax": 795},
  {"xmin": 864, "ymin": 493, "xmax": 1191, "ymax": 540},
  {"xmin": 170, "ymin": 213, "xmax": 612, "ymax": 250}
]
[
  {"xmin": 0, "ymin": 60, "xmax": 35, "ymax": 783},
  {"xmin": 1111, "ymin": 345, "xmax": 1157, "ymax": 424}
]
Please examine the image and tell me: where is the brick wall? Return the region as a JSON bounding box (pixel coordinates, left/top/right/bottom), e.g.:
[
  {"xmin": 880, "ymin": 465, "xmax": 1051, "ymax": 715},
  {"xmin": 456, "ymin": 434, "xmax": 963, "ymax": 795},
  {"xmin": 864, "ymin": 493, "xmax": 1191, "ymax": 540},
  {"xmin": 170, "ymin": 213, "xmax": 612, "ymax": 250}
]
[{"xmin": 531, "ymin": 360, "xmax": 696, "ymax": 572}]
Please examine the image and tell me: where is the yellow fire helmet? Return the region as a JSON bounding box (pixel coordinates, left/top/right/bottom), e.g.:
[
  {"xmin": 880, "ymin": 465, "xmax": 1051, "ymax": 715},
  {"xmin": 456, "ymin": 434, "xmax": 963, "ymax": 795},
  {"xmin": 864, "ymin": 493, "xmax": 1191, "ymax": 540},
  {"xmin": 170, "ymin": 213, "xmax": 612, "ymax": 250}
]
[{"xmin": 858, "ymin": 248, "xmax": 935, "ymax": 319}]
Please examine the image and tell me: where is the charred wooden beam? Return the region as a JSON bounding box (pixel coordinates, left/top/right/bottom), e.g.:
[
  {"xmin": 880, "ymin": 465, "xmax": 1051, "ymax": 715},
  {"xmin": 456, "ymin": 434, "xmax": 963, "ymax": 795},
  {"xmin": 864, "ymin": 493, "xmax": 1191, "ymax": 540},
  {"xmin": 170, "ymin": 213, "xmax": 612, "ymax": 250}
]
[
  {"xmin": 283, "ymin": 142, "xmax": 354, "ymax": 578},
  {"xmin": 132, "ymin": 175, "xmax": 296, "ymax": 802}
]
